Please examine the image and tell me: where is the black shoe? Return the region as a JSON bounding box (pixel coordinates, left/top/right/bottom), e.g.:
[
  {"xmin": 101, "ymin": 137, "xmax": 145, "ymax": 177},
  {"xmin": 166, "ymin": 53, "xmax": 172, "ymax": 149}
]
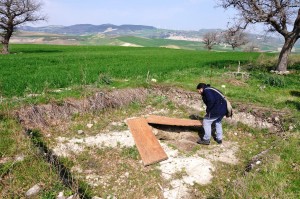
[
  {"xmin": 197, "ymin": 139, "xmax": 210, "ymax": 145},
  {"xmin": 216, "ymin": 139, "xmax": 222, "ymax": 144}
]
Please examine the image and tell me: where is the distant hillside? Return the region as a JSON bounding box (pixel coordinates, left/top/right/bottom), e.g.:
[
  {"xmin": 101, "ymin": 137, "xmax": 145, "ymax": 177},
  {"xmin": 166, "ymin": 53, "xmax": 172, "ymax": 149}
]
[
  {"xmin": 14, "ymin": 23, "xmax": 300, "ymax": 52},
  {"xmin": 19, "ymin": 24, "xmax": 157, "ymax": 35}
]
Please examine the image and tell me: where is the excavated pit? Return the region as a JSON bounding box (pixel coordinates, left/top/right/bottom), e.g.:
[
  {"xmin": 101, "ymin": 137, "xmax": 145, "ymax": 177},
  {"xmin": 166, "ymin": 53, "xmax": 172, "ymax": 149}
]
[
  {"xmin": 17, "ymin": 86, "xmax": 284, "ymax": 134},
  {"xmin": 15, "ymin": 87, "xmax": 287, "ymax": 199}
]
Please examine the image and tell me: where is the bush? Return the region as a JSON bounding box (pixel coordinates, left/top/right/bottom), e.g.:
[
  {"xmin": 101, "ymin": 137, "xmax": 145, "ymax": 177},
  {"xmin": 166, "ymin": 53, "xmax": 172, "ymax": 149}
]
[{"xmin": 253, "ymin": 54, "xmax": 278, "ymax": 71}]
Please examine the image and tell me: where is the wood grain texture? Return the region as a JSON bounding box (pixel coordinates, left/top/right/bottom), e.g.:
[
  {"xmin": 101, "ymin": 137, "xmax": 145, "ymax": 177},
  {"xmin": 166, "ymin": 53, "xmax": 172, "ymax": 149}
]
[
  {"xmin": 146, "ymin": 115, "xmax": 202, "ymax": 126},
  {"xmin": 127, "ymin": 117, "xmax": 168, "ymax": 166}
]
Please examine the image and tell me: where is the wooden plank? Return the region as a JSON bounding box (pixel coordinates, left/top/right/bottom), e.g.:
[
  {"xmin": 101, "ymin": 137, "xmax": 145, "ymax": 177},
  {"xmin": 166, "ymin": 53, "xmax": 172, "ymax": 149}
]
[
  {"xmin": 127, "ymin": 117, "xmax": 168, "ymax": 166},
  {"xmin": 146, "ymin": 115, "xmax": 202, "ymax": 126}
]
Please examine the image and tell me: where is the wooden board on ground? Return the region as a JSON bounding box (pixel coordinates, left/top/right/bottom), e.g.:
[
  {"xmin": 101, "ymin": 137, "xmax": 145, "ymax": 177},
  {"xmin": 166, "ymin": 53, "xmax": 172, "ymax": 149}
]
[
  {"xmin": 146, "ymin": 115, "xmax": 202, "ymax": 126},
  {"xmin": 127, "ymin": 117, "xmax": 168, "ymax": 166}
]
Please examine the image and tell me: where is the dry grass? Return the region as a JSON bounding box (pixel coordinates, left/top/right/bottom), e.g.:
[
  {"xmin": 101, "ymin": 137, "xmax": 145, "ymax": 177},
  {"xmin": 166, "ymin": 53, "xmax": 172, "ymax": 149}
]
[
  {"xmin": 70, "ymin": 147, "xmax": 164, "ymax": 199},
  {"xmin": 16, "ymin": 88, "xmax": 148, "ymax": 131}
]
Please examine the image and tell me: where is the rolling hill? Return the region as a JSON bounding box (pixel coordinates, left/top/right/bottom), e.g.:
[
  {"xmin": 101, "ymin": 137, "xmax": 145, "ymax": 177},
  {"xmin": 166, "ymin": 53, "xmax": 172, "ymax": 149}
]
[{"xmin": 14, "ymin": 24, "xmax": 300, "ymax": 52}]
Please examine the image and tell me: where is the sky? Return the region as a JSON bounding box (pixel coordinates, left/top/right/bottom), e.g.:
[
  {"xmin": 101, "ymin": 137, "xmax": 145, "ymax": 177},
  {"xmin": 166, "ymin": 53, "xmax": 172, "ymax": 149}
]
[{"xmin": 34, "ymin": 0, "xmax": 247, "ymax": 31}]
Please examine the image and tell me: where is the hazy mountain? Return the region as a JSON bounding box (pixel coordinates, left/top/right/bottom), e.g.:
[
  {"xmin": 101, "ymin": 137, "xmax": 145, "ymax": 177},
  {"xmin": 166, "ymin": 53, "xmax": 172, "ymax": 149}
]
[{"xmin": 19, "ymin": 24, "xmax": 157, "ymax": 35}]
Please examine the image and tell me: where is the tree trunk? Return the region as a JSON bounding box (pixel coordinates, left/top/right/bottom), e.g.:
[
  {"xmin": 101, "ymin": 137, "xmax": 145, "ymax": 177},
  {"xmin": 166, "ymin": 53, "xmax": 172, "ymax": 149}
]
[
  {"xmin": 1, "ymin": 28, "xmax": 13, "ymax": 54},
  {"xmin": 1, "ymin": 40, "xmax": 9, "ymax": 54},
  {"xmin": 276, "ymin": 36, "xmax": 297, "ymax": 72}
]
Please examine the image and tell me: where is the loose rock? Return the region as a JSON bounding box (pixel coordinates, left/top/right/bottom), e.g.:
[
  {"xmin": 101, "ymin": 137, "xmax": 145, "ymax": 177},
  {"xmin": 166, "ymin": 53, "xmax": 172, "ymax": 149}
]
[
  {"xmin": 25, "ymin": 184, "xmax": 41, "ymax": 197},
  {"xmin": 87, "ymin": 123, "xmax": 93, "ymax": 128},
  {"xmin": 57, "ymin": 191, "xmax": 65, "ymax": 199}
]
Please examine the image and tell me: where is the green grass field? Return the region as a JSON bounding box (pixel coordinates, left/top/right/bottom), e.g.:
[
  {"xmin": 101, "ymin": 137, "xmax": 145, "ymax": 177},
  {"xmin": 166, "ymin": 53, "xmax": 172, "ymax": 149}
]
[
  {"xmin": 0, "ymin": 44, "xmax": 299, "ymax": 198},
  {"xmin": 0, "ymin": 44, "xmax": 260, "ymax": 97}
]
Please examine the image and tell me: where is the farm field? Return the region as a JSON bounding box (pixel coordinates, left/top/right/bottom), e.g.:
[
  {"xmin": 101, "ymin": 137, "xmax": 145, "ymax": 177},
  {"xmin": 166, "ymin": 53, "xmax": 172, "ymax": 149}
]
[
  {"xmin": 0, "ymin": 44, "xmax": 260, "ymax": 98},
  {"xmin": 0, "ymin": 44, "xmax": 299, "ymax": 198}
]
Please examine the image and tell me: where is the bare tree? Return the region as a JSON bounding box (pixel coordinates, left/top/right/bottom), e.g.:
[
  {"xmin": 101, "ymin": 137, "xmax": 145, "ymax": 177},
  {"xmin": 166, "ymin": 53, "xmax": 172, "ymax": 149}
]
[
  {"xmin": 0, "ymin": 0, "xmax": 46, "ymax": 54},
  {"xmin": 223, "ymin": 29, "xmax": 248, "ymax": 50},
  {"xmin": 203, "ymin": 32, "xmax": 219, "ymax": 50},
  {"xmin": 218, "ymin": 0, "xmax": 300, "ymax": 72},
  {"xmin": 243, "ymin": 42, "xmax": 260, "ymax": 52}
]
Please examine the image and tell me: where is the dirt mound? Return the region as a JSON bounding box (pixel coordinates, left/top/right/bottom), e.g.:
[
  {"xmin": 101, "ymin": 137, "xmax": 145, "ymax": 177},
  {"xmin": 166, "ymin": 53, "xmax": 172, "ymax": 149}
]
[
  {"xmin": 150, "ymin": 86, "xmax": 203, "ymax": 112},
  {"xmin": 16, "ymin": 88, "xmax": 148, "ymax": 131}
]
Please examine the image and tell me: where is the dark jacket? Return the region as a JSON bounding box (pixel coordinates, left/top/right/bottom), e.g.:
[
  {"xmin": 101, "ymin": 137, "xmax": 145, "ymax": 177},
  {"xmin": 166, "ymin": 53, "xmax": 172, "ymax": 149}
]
[{"xmin": 201, "ymin": 86, "xmax": 227, "ymax": 118}]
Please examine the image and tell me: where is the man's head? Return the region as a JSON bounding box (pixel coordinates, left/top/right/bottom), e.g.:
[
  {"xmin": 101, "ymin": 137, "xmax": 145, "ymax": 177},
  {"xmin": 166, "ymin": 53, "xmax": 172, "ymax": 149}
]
[{"xmin": 196, "ymin": 83, "xmax": 208, "ymax": 94}]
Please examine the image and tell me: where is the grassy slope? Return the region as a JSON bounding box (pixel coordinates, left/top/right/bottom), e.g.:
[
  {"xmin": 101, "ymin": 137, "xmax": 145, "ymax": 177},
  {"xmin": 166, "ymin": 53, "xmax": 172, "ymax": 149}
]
[
  {"xmin": 117, "ymin": 36, "xmax": 205, "ymax": 49},
  {"xmin": 0, "ymin": 117, "xmax": 72, "ymax": 198},
  {"xmin": 0, "ymin": 44, "xmax": 299, "ymax": 198}
]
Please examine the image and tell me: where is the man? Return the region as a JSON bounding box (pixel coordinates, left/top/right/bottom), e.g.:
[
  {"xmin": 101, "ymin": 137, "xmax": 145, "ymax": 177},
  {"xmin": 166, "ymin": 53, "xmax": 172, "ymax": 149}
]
[{"xmin": 196, "ymin": 83, "xmax": 227, "ymax": 145}]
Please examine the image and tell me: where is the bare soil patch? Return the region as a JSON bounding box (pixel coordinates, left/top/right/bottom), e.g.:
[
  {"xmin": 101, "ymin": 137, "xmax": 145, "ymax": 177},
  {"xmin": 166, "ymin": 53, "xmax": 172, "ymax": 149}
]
[{"xmin": 15, "ymin": 86, "xmax": 285, "ymax": 198}]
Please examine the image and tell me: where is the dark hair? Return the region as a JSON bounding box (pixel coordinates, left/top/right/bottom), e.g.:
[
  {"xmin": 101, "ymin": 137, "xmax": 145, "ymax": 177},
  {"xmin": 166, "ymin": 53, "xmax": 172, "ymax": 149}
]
[{"xmin": 196, "ymin": 83, "xmax": 210, "ymax": 89}]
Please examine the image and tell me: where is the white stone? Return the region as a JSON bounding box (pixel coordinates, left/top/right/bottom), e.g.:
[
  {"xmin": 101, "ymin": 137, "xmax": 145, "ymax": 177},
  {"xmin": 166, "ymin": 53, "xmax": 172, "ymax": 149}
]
[
  {"xmin": 256, "ymin": 160, "xmax": 261, "ymax": 165},
  {"xmin": 25, "ymin": 184, "xmax": 41, "ymax": 197},
  {"xmin": 124, "ymin": 172, "xmax": 129, "ymax": 178},
  {"xmin": 87, "ymin": 123, "xmax": 93, "ymax": 128},
  {"xmin": 57, "ymin": 191, "xmax": 65, "ymax": 199},
  {"xmin": 92, "ymin": 197, "xmax": 103, "ymax": 199},
  {"xmin": 15, "ymin": 155, "xmax": 25, "ymax": 162}
]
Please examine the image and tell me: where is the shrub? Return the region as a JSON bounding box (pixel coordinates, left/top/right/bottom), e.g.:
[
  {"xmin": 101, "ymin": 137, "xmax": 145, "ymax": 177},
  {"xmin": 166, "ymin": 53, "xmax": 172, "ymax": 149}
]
[{"xmin": 253, "ymin": 54, "xmax": 278, "ymax": 71}]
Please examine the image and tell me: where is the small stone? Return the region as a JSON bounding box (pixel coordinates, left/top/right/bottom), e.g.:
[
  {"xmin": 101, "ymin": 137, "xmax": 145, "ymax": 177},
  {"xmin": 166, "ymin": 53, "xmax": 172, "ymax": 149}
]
[
  {"xmin": 26, "ymin": 184, "xmax": 41, "ymax": 197},
  {"xmin": 152, "ymin": 128, "xmax": 159, "ymax": 136},
  {"xmin": 274, "ymin": 117, "xmax": 280, "ymax": 122},
  {"xmin": 57, "ymin": 191, "xmax": 65, "ymax": 199},
  {"xmin": 124, "ymin": 172, "xmax": 129, "ymax": 178},
  {"xmin": 234, "ymin": 132, "xmax": 238, "ymax": 136},
  {"xmin": 256, "ymin": 160, "xmax": 261, "ymax": 165},
  {"xmin": 227, "ymin": 179, "xmax": 230, "ymax": 182},
  {"xmin": 15, "ymin": 155, "xmax": 25, "ymax": 162},
  {"xmin": 87, "ymin": 123, "xmax": 93, "ymax": 128},
  {"xmin": 92, "ymin": 197, "xmax": 103, "ymax": 199},
  {"xmin": 66, "ymin": 195, "xmax": 76, "ymax": 199},
  {"xmin": 78, "ymin": 130, "xmax": 84, "ymax": 135}
]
